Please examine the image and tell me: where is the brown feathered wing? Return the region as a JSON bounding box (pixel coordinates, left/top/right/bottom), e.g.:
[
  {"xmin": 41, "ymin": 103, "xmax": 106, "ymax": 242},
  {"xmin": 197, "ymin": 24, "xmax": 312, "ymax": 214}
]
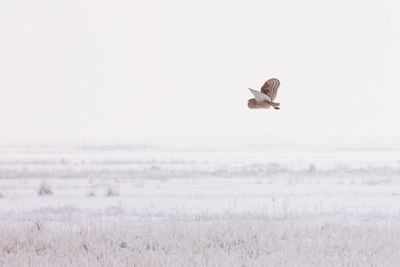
[{"xmin": 261, "ymin": 78, "xmax": 280, "ymax": 101}]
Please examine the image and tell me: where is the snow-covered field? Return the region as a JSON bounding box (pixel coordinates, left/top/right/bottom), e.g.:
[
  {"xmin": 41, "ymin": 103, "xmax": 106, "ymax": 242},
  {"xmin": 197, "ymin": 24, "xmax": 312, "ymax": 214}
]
[{"xmin": 1, "ymin": 141, "xmax": 400, "ymax": 266}]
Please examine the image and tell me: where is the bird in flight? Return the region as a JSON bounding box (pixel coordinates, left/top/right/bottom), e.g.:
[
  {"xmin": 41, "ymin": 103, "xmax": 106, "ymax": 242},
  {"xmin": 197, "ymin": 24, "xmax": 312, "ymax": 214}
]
[{"xmin": 248, "ymin": 78, "xmax": 281, "ymax": 110}]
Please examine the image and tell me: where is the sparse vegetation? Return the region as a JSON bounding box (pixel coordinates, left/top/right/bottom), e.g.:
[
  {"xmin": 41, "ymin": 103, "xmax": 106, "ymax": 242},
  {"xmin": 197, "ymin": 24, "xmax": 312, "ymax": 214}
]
[
  {"xmin": 38, "ymin": 182, "xmax": 52, "ymax": 196},
  {"xmin": 105, "ymin": 186, "xmax": 119, "ymax": 197},
  {"xmin": 87, "ymin": 190, "xmax": 96, "ymax": 197}
]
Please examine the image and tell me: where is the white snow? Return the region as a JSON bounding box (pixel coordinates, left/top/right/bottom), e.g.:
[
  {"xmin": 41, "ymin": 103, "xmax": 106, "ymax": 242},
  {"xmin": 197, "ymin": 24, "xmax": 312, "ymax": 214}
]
[{"xmin": 0, "ymin": 142, "xmax": 400, "ymax": 266}]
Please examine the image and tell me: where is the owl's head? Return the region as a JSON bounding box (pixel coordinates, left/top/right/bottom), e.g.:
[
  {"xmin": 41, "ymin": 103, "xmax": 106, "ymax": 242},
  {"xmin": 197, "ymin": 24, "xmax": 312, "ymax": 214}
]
[{"xmin": 248, "ymin": 99, "xmax": 255, "ymax": 109}]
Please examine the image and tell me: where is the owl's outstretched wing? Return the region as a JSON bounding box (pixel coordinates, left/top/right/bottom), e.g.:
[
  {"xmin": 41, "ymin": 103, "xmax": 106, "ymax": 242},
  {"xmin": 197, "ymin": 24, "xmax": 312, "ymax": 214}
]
[
  {"xmin": 261, "ymin": 78, "xmax": 280, "ymax": 101},
  {"xmin": 248, "ymin": 88, "xmax": 271, "ymax": 102}
]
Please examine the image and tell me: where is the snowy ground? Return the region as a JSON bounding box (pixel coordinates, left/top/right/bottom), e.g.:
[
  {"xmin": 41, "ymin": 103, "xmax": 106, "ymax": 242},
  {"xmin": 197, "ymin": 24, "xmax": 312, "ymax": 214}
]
[{"xmin": 1, "ymin": 142, "xmax": 400, "ymax": 266}]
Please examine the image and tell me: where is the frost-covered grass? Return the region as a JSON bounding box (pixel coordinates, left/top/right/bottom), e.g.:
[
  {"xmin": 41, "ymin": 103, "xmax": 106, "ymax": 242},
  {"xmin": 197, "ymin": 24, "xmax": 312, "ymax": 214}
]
[
  {"xmin": 0, "ymin": 144, "xmax": 400, "ymax": 266},
  {"xmin": 1, "ymin": 211, "xmax": 400, "ymax": 267}
]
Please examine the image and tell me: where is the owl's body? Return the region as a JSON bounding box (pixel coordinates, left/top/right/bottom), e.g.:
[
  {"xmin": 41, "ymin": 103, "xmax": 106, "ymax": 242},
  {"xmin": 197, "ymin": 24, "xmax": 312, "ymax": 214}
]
[
  {"xmin": 247, "ymin": 78, "xmax": 281, "ymax": 110},
  {"xmin": 247, "ymin": 99, "xmax": 279, "ymax": 109}
]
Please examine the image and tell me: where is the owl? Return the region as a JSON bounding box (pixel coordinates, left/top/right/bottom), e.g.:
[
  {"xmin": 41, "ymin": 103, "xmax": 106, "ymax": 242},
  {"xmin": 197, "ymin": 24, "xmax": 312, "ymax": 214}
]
[{"xmin": 248, "ymin": 78, "xmax": 281, "ymax": 109}]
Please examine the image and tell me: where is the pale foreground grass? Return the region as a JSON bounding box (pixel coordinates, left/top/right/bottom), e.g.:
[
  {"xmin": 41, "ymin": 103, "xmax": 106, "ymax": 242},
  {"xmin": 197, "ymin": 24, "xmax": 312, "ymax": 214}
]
[{"xmin": 1, "ymin": 211, "xmax": 400, "ymax": 267}]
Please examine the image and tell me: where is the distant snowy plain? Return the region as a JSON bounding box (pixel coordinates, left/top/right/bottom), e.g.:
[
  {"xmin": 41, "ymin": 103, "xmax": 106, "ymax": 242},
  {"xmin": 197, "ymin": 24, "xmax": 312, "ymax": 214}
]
[{"xmin": 1, "ymin": 141, "xmax": 400, "ymax": 266}]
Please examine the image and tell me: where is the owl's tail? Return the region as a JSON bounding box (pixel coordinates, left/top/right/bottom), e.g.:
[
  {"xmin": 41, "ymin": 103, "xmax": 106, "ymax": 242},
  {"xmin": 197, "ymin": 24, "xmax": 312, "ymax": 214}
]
[{"xmin": 271, "ymin": 102, "xmax": 280, "ymax": 110}]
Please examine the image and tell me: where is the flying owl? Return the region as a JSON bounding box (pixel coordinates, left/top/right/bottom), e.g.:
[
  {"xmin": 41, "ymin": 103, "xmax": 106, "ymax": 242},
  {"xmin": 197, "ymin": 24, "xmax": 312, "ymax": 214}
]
[{"xmin": 248, "ymin": 78, "xmax": 281, "ymax": 110}]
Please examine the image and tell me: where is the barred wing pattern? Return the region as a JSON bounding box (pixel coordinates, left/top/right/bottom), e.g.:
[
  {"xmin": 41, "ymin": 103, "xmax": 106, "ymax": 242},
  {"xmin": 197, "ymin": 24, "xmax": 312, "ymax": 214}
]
[{"xmin": 261, "ymin": 78, "xmax": 280, "ymax": 101}]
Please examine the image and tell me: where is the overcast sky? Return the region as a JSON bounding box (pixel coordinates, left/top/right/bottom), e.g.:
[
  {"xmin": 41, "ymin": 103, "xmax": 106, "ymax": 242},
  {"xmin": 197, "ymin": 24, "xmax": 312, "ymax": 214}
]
[{"xmin": 0, "ymin": 0, "xmax": 399, "ymax": 142}]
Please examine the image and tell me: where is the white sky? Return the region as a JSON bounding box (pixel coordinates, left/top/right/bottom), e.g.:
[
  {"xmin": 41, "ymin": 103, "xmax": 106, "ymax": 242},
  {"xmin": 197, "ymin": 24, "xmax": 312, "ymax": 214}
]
[{"xmin": 0, "ymin": 0, "xmax": 399, "ymax": 142}]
